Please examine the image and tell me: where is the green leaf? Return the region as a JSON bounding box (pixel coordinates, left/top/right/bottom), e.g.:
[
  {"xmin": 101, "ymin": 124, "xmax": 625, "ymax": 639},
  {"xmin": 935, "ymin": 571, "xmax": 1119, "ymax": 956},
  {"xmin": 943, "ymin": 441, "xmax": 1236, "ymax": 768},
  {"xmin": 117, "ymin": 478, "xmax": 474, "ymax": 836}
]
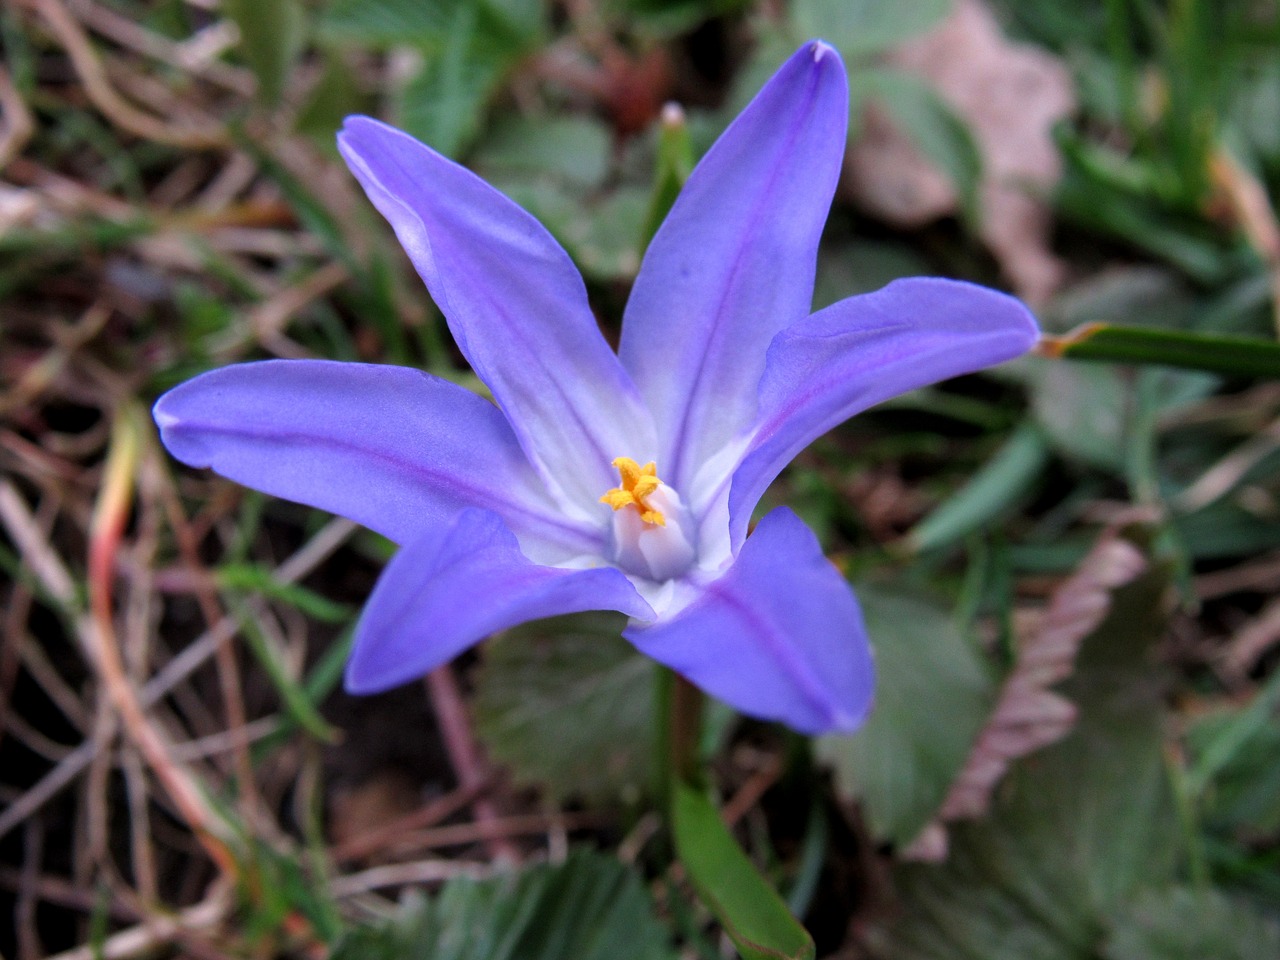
[
  {"xmin": 250, "ymin": 627, "xmax": 353, "ymax": 760},
  {"xmin": 1187, "ymin": 666, "xmax": 1280, "ymax": 798},
  {"xmin": 1227, "ymin": 60, "xmax": 1280, "ymax": 167},
  {"xmin": 1041, "ymin": 266, "xmax": 1195, "ymax": 335},
  {"xmin": 794, "ymin": 0, "xmax": 952, "ymax": 60},
  {"xmin": 231, "ymin": 600, "xmax": 340, "ymax": 743},
  {"xmin": 855, "ymin": 68, "xmax": 983, "ymax": 225},
  {"xmin": 878, "ymin": 557, "xmax": 1179, "ymax": 960},
  {"xmin": 607, "ymin": 0, "xmax": 753, "ymax": 38},
  {"xmin": 1187, "ymin": 666, "xmax": 1280, "ymax": 836},
  {"xmin": 241, "ymin": 837, "xmax": 343, "ymax": 946},
  {"xmin": 1023, "ymin": 271, "xmax": 1220, "ymax": 475},
  {"xmin": 1030, "ymin": 359, "xmax": 1131, "ymax": 471},
  {"xmin": 1055, "ymin": 151, "xmax": 1236, "ymax": 284},
  {"xmin": 331, "ymin": 849, "xmax": 678, "ymax": 960},
  {"xmin": 472, "ymin": 614, "xmax": 655, "ymax": 805},
  {"xmin": 321, "ymin": 0, "xmax": 462, "ymax": 45},
  {"xmin": 396, "ymin": 24, "xmax": 496, "ymax": 156},
  {"xmin": 474, "ymin": 115, "xmax": 612, "ymax": 188},
  {"xmin": 817, "ymin": 588, "xmax": 993, "ymax": 846},
  {"xmin": 216, "ymin": 563, "xmax": 354, "ymax": 623},
  {"xmin": 904, "ymin": 422, "xmax": 1051, "ymax": 555},
  {"xmin": 811, "ymin": 239, "xmax": 932, "ymax": 311},
  {"xmin": 1101, "ymin": 887, "xmax": 1280, "ymax": 960},
  {"xmin": 1174, "ymin": 500, "xmax": 1280, "ymax": 561},
  {"xmin": 1045, "ymin": 324, "xmax": 1280, "ymax": 379},
  {"xmin": 397, "ymin": 2, "xmax": 519, "ymax": 158},
  {"xmin": 672, "ymin": 782, "xmax": 815, "ymax": 960},
  {"xmin": 224, "ymin": 0, "xmax": 307, "ymax": 107},
  {"xmin": 296, "ymin": 50, "xmax": 366, "ymax": 144},
  {"xmin": 482, "ymin": 0, "xmax": 542, "ymax": 38}
]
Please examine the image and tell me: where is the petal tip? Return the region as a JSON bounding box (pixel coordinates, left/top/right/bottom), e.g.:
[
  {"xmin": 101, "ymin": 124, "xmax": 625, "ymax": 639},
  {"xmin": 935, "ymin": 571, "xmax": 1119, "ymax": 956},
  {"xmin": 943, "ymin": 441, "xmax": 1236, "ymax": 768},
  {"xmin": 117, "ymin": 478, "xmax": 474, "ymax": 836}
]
[
  {"xmin": 335, "ymin": 115, "xmax": 363, "ymax": 148},
  {"xmin": 342, "ymin": 655, "xmax": 388, "ymax": 697},
  {"xmin": 344, "ymin": 603, "xmax": 421, "ymax": 697},
  {"xmin": 821, "ymin": 697, "xmax": 874, "ymax": 735},
  {"xmin": 336, "ymin": 115, "xmax": 408, "ymax": 162},
  {"xmin": 810, "ymin": 39, "xmax": 836, "ymax": 63},
  {"xmin": 337, "ymin": 114, "xmax": 376, "ymax": 137},
  {"xmin": 341, "ymin": 666, "xmax": 366, "ymax": 696},
  {"xmin": 151, "ymin": 397, "xmax": 178, "ymax": 433},
  {"xmin": 999, "ymin": 294, "xmax": 1043, "ymax": 354},
  {"xmin": 150, "ymin": 387, "xmax": 210, "ymax": 467}
]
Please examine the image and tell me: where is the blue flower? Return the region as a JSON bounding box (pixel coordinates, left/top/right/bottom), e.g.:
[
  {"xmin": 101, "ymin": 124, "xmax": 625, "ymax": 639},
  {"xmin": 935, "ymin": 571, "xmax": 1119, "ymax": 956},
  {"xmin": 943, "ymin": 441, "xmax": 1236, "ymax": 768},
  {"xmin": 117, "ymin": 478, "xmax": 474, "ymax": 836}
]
[{"xmin": 154, "ymin": 42, "xmax": 1037, "ymax": 734}]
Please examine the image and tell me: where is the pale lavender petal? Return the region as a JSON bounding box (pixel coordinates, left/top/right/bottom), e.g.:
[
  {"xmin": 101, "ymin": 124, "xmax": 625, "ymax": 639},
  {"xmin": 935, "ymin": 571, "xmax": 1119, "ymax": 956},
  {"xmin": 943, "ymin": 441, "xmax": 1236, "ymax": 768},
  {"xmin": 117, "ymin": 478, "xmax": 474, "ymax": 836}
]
[
  {"xmin": 338, "ymin": 118, "xmax": 656, "ymax": 513},
  {"xmin": 727, "ymin": 279, "xmax": 1039, "ymax": 548},
  {"xmin": 619, "ymin": 41, "xmax": 848, "ymax": 491},
  {"xmin": 154, "ymin": 360, "xmax": 599, "ymax": 557},
  {"xmin": 346, "ymin": 509, "xmax": 653, "ymax": 693},
  {"xmin": 625, "ymin": 507, "xmax": 873, "ymax": 734}
]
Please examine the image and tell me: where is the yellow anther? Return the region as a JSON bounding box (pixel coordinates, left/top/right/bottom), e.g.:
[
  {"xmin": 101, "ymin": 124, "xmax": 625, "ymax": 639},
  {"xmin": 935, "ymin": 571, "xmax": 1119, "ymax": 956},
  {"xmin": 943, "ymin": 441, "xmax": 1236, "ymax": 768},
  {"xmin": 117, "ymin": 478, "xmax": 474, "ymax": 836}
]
[{"xmin": 599, "ymin": 457, "xmax": 667, "ymax": 526}]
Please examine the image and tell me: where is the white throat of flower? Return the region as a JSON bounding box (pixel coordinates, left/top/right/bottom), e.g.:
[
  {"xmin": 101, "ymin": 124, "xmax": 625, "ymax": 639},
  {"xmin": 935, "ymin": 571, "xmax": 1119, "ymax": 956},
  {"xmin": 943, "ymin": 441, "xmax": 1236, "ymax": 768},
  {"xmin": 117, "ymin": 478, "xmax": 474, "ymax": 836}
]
[{"xmin": 599, "ymin": 457, "xmax": 696, "ymax": 584}]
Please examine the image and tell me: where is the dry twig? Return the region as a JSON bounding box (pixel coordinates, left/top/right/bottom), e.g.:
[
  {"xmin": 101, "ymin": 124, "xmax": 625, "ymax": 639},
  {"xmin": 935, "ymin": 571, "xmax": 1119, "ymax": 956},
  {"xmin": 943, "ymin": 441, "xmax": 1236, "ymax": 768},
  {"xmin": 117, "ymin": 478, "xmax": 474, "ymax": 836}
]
[{"xmin": 20, "ymin": 0, "xmax": 229, "ymax": 150}]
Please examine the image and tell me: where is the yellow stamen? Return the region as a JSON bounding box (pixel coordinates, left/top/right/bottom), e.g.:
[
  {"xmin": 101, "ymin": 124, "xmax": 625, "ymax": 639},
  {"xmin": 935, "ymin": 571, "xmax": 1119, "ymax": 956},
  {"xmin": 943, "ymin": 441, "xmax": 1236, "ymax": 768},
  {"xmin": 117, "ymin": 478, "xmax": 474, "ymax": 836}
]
[{"xmin": 599, "ymin": 457, "xmax": 667, "ymax": 526}]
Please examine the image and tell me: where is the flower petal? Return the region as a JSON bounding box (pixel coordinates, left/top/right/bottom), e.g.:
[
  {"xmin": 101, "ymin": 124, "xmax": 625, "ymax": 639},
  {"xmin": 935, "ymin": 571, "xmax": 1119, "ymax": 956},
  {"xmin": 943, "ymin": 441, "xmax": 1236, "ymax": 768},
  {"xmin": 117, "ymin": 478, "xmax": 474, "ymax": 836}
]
[
  {"xmin": 153, "ymin": 360, "xmax": 598, "ymax": 559},
  {"xmin": 346, "ymin": 509, "xmax": 653, "ymax": 693},
  {"xmin": 624, "ymin": 507, "xmax": 874, "ymax": 734},
  {"xmin": 338, "ymin": 117, "xmax": 655, "ymax": 514},
  {"xmin": 619, "ymin": 41, "xmax": 848, "ymax": 493},
  {"xmin": 727, "ymin": 278, "xmax": 1039, "ymax": 548}
]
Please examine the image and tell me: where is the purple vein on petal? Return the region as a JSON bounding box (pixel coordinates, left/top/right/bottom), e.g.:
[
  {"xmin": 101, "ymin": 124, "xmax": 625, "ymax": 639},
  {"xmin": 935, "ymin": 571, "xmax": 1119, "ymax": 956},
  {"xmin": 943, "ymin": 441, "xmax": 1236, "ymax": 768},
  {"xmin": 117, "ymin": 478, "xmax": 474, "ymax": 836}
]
[
  {"xmin": 153, "ymin": 360, "xmax": 603, "ymax": 557},
  {"xmin": 620, "ymin": 41, "xmax": 849, "ymax": 494},
  {"xmin": 664, "ymin": 61, "xmax": 827, "ymax": 483},
  {"xmin": 337, "ymin": 118, "xmax": 656, "ymax": 510},
  {"xmin": 351, "ymin": 141, "xmax": 613, "ymax": 462},
  {"xmin": 699, "ymin": 571, "xmax": 848, "ymax": 729}
]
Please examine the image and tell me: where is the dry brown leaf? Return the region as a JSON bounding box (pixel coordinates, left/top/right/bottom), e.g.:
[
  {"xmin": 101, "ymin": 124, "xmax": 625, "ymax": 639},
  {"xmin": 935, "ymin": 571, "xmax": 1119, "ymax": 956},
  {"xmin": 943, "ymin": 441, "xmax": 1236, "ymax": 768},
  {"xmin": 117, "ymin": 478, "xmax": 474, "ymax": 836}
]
[
  {"xmin": 1222, "ymin": 595, "xmax": 1280, "ymax": 679},
  {"xmin": 903, "ymin": 520, "xmax": 1150, "ymax": 861},
  {"xmin": 845, "ymin": 0, "xmax": 1076, "ymax": 305},
  {"xmin": 328, "ymin": 771, "xmax": 423, "ymax": 848}
]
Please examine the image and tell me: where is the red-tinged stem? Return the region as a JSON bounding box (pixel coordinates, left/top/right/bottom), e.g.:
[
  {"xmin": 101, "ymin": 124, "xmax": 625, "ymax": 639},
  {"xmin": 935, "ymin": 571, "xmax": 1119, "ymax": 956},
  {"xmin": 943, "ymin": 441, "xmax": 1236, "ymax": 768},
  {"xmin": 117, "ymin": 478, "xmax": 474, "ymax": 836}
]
[
  {"xmin": 88, "ymin": 406, "xmax": 240, "ymax": 879},
  {"xmin": 425, "ymin": 665, "xmax": 520, "ymax": 862}
]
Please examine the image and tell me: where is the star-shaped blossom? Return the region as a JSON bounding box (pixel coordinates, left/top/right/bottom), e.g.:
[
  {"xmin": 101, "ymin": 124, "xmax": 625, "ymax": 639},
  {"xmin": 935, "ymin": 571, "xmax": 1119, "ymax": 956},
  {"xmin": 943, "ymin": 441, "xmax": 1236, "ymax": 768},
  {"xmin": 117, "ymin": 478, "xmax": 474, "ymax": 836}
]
[{"xmin": 153, "ymin": 42, "xmax": 1037, "ymax": 734}]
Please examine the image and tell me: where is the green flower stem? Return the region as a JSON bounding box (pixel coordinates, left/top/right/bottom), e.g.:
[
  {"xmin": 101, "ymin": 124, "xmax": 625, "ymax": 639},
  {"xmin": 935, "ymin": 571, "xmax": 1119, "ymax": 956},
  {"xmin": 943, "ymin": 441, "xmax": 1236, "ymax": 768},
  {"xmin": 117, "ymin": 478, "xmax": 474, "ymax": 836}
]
[
  {"xmin": 654, "ymin": 665, "xmax": 706, "ymax": 810},
  {"xmin": 659, "ymin": 668, "xmax": 815, "ymax": 959},
  {"xmin": 644, "ymin": 74, "xmax": 814, "ymax": 959},
  {"xmin": 669, "ymin": 672, "xmax": 706, "ymax": 787}
]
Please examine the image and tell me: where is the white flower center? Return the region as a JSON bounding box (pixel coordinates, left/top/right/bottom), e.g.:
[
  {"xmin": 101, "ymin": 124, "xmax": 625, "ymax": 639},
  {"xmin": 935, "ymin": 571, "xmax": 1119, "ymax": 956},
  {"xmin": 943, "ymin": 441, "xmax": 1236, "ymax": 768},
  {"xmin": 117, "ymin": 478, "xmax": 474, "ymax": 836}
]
[{"xmin": 599, "ymin": 457, "xmax": 697, "ymax": 583}]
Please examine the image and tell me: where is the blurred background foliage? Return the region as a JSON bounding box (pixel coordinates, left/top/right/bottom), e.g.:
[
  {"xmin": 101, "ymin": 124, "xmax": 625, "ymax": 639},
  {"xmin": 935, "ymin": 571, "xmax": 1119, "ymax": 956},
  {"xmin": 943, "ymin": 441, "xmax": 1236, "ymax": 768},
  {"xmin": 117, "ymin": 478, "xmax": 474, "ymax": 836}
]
[{"xmin": 2, "ymin": 0, "xmax": 1280, "ymax": 957}]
